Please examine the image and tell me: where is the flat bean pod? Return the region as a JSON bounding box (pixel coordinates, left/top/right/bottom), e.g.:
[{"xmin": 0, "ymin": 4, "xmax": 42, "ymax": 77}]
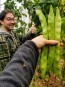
[
  {"xmin": 47, "ymin": 5, "xmax": 55, "ymax": 73},
  {"xmin": 36, "ymin": 9, "xmax": 48, "ymax": 79},
  {"xmin": 53, "ymin": 7, "xmax": 62, "ymax": 79}
]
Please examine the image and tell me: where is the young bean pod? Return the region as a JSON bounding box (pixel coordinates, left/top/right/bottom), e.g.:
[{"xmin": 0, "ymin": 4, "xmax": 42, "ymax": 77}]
[
  {"xmin": 53, "ymin": 7, "xmax": 62, "ymax": 79},
  {"xmin": 36, "ymin": 9, "xmax": 48, "ymax": 79},
  {"xmin": 47, "ymin": 5, "xmax": 55, "ymax": 73}
]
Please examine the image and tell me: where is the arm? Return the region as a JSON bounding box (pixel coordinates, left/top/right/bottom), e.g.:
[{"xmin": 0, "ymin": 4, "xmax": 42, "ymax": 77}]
[
  {"xmin": 0, "ymin": 33, "xmax": 11, "ymax": 71},
  {"xmin": 22, "ymin": 24, "xmax": 37, "ymax": 42},
  {"xmin": 0, "ymin": 35, "xmax": 59, "ymax": 87},
  {"xmin": 19, "ymin": 24, "xmax": 37, "ymax": 43},
  {"xmin": 13, "ymin": 24, "xmax": 37, "ymax": 44},
  {"xmin": 0, "ymin": 40, "xmax": 39, "ymax": 87},
  {"xmin": 22, "ymin": 32, "xmax": 36, "ymax": 42}
]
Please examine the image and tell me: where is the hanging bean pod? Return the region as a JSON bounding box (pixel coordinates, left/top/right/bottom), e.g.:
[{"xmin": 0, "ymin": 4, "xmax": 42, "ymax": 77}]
[
  {"xmin": 53, "ymin": 7, "xmax": 62, "ymax": 79},
  {"xmin": 36, "ymin": 9, "xmax": 48, "ymax": 79},
  {"xmin": 47, "ymin": 5, "xmax": 55, "ymax": 73}
]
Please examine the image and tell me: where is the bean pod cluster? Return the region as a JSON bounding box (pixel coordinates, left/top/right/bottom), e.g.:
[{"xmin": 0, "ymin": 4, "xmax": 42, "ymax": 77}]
[{"xmin": 36, "ymin": 5, "xmax": 62, "ymax": 79}]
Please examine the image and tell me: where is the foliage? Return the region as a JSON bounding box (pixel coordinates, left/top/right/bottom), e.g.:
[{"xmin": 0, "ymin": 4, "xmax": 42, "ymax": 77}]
[{"xmin": 23, "ymin": 0, "xmax": 58, "ymax": 25}]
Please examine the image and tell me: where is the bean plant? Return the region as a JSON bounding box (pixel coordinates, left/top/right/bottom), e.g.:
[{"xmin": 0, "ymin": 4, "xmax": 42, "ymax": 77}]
[{"xmin": 35, "ymin": 5, "xmax": 62, "ymax": 79}]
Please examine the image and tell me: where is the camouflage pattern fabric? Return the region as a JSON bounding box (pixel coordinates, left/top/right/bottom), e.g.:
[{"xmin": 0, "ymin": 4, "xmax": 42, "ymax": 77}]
[
  {"xmin": 0, "ymin": 32, "xmax": 21, "ymax": 71},
  {"xmin": 0, "ymin": 31, "xmax": 35, "ymax": 71}
]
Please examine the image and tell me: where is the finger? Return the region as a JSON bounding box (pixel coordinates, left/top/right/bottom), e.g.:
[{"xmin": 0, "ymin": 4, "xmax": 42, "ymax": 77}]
[{"xmin": 45, "ymin": 40, "xmax": 58, "ymax": 45}]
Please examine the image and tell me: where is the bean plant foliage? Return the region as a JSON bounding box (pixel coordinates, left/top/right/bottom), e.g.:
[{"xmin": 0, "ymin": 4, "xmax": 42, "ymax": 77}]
[{"xmin": 23, "ymin": 0, "xmax": 65, "ymax": 35}]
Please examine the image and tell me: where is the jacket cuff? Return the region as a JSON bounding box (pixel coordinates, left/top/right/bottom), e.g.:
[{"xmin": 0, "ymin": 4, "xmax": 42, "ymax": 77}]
[{"xmin": 24, "ymin": 40, "xmax": 39, "ymax": 58}]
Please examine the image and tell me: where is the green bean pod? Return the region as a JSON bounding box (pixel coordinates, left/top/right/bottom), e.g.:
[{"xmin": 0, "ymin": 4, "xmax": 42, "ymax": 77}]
[
  {"xmin": 36, "ymin": 9, "xmax": 48, "ymax": 79},
  {"xmin": 53, "ymin": 7, "xmax": 62, "ymax": 79},
  {"xmin": 47, "ymin": 5, "xmax": 55, "ymax": 73}
]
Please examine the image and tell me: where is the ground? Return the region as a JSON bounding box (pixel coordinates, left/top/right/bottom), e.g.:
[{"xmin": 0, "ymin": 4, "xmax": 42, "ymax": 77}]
[{"xmin": 29, "ymin": 59, "xmax": 65, "ymax": 87}]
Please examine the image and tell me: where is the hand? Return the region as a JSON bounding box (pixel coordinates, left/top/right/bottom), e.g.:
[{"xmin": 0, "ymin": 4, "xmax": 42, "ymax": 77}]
[
  {"xmin": 32, "ymin": 35, "xmax": 58, "ymax": 49},
  {"xmin": 30, "ymin": 24, "xmax": 37, "ymax": 34}
]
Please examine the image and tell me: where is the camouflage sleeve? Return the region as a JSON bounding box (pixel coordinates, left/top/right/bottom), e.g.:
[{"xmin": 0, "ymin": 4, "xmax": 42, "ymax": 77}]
[
  {"xmin": 0, "ymin": 34, "xmax": 10, "ymax": 71},
  {"xmin": 22, "ymin": 32, "xmax": 36, "ymax": 43},
  {"xmin": 12, "ymin": 31, "xmax": 36, "ymax": 45},
  {"xmin": 17, "ymin": 32, "xmax": 36, "ymax": 44}
]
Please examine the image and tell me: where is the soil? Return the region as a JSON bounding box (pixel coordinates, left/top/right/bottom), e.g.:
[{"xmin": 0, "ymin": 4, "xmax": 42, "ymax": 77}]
[{"xmin": 29, "ymin": 59, "xmax": 65, "ymax": 87}]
